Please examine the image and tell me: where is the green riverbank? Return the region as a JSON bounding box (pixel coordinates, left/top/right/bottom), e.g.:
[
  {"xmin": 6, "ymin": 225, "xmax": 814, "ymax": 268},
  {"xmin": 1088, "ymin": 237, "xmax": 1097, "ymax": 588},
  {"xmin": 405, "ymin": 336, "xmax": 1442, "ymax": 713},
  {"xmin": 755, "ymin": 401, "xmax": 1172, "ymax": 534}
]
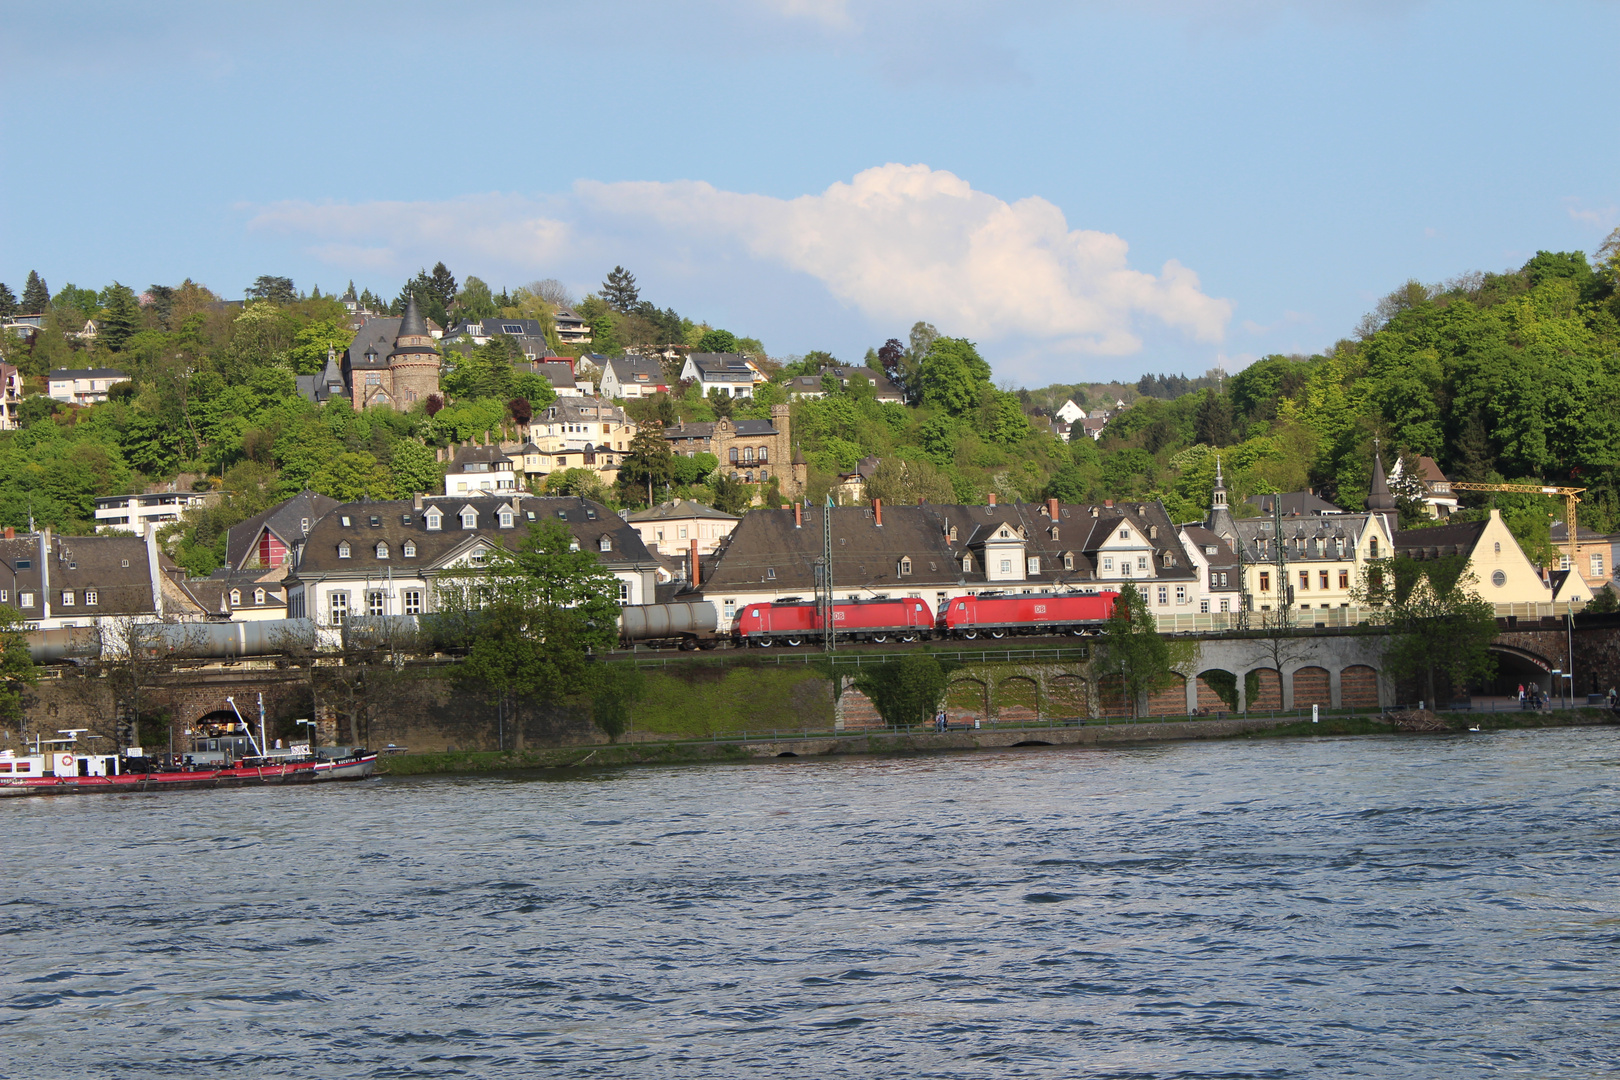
[{"xmin": 374, "ymin": 708, "xmax": 1615, "ymax": 777}]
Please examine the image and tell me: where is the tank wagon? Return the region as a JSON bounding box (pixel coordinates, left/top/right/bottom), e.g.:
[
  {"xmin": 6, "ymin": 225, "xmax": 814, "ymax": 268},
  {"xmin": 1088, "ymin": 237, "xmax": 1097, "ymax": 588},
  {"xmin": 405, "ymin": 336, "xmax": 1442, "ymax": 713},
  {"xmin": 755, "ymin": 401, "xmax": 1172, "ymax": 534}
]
[
  {"xmin": 734, "ymin": 597, "xmax": 935, "ymax": 646},
  {"xmin": 940, "ymin": 591, "xmax": 1119, "ymax": 639},
  {"xmin": 619, "ymin": 602, "xmax": 720, "ymax": 649}
]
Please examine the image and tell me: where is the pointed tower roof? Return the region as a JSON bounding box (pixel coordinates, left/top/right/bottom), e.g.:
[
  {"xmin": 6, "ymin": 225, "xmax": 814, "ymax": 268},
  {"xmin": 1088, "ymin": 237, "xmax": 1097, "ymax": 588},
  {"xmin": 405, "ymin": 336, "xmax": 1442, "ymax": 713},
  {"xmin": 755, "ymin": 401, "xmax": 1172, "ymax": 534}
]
[
  {"xmin": 398, "ymin": 291, "xmax": 429, "ymax": 339},
  {"xmin": 1206, "ymin": 453, "xmax": 1237, "ymax": 539},
  {"xmin": 1367, "ymin": 447, "xmax": 1396, "ymax": 512}
]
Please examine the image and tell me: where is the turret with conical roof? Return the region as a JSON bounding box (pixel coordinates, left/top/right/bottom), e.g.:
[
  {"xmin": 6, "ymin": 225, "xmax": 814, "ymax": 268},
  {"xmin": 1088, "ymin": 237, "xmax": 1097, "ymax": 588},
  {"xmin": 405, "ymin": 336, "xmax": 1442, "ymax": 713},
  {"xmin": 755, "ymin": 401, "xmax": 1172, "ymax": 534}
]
[
  {"xmin": 1206, "ymin": 453, "xmax": 1238, "ymax": 541},
  {"xmin": 387, "ymin": 292, "xmax": 441, "ymax": 408},
  {"xmin": 1366, "ymin": 443, "xmax": 1397, "ymax": 533}
]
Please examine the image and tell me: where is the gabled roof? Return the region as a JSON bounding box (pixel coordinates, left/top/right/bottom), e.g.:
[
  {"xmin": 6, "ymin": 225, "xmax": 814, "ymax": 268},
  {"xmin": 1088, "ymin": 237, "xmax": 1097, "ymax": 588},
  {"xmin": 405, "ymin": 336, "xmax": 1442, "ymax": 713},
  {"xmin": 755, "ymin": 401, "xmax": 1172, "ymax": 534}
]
[
  {"xmin": 604, "ymin": 357, "xmax": 666, "ymax": 383},
  {"xmin": 687, "ymin": 353, "xmax": 756, "ymax": 379},
  {"xmin": 346, "ymin": 317, "xmax": 402, "ymax": 369},
  {"xmin": 533, "ymin": 362, "xmax": 576, "ymax": 388},
  {"xmin": 698, "ymin": 504, "xmax": 962, "ymax": 594},
  {"xmin": 1393, "ymin": 519, "xmax": 1487, "ymax": 559},
  {"xmin": 47, "ymin": 534, "xmax": 156, "ymax": 615},
  {"xmin": 290, "ymin": 495, "xmax": 656, "ymax": 577},
  {"xmin": 449, "ymin": 444, "xmax": 512, "ymax": 470},
  {"xmin": 1181, "ymin": 525, "xmax": 1239, "ymax": 569},
  {"xmin": 225, "ymin": 491, "xmax": 342, "ymax": 571},
  {"xmin": 48, "ymin": 367, "xmax": 127, "ymax": 380},
  {"xmin": 625, "ymin": 499, "xmax": 741, "ymax": 524}
]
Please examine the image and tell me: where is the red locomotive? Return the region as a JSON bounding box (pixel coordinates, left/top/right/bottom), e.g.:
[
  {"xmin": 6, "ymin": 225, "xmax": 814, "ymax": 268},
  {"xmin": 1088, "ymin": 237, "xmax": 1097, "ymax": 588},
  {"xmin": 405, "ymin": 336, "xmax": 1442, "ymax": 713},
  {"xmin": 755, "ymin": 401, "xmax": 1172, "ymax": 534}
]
[
  {"xmin": 940, "ymin": 590, "xmax": 1118, "ymax": 639},
  {"xmin": 734, "ymin": 597, "xmax": 935, "ymax": 646}
]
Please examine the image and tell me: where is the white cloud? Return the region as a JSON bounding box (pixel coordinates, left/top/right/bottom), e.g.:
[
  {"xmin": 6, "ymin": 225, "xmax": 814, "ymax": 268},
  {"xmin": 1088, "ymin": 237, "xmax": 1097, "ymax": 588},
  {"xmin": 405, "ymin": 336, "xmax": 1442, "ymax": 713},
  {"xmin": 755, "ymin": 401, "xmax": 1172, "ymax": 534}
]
[
  {"xmin": 579, "ymin": 164, "xmax": 1230, "ymax": 354},
  {"xmin": 245, "ymin": 165, "xmax": 1229, "ymax": 358}
]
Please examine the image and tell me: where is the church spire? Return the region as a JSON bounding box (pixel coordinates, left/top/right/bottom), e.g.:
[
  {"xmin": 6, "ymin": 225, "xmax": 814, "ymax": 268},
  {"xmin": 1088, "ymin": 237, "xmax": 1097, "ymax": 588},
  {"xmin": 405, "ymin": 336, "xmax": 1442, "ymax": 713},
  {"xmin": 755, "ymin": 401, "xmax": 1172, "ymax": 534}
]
[
  {"xmin": 1367, "ymin": 441, "xmax": 1395, "ymax": 513},
  {"xmin": 1212, "ymin": 454, "xmax": 1228, "ymax": 510}
]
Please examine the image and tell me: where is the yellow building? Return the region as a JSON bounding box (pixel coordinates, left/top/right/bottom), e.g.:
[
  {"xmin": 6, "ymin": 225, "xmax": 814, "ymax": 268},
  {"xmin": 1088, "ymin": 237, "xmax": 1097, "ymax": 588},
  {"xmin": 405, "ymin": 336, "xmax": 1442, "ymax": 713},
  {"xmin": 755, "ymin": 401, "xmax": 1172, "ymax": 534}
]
[{"xmin": 1395, "ymin": 508, "xmax": 1590, "ymax": 606}]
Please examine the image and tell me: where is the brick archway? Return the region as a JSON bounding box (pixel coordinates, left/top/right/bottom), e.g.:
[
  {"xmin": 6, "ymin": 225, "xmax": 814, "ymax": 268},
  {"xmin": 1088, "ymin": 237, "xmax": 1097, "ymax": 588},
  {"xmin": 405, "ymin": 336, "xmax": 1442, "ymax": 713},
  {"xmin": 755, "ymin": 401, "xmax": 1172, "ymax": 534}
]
[
  {"xmin": 946, "ymin": 678, "xmax": 989, "ymax": 724},
  {"xmin": 1341, "ymin": 665, "xmax": 1379, "ymax": 709},
  {"xmin": 996, "ymin": 676, "xmax": 1039, "ymax": 721},
  {"xmin": 1292, "ymin": 666, "xmax": 1331, "ymax": 708},
  {"xmin": 1146, "ymin": 672, "xmax": 1188, "ymax": 716}
]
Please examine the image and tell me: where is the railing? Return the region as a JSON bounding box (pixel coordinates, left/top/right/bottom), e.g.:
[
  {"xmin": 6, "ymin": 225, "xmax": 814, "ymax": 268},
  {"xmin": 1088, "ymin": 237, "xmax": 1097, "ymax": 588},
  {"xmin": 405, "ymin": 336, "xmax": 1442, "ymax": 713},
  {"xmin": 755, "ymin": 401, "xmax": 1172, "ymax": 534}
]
[{"xmin": 627, "ymin": 645, "xmax": 1093, "ymax": 670}]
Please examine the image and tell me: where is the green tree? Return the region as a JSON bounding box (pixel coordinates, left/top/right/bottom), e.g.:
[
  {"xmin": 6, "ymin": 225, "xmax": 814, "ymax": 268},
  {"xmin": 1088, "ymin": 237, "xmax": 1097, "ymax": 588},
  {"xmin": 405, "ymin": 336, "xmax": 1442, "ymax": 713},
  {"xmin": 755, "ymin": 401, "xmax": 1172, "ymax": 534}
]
[
  {"xmin": 602, "ymin": 266, "xmax": 640, "ymax": 312},
  {"xmin": 618, "ymin": 423, "xmax": 676, "ymax": 507},
  {"xmin": 289, "ymin": 319, "xmax": 354, "ymax": 375},
  {"xmin": 21, "ymin": 271, "xmax": 50, "ymax": 313},
  {"xmin": 698, "ymin": 328, "xmax": 737, "ymax": 354},
  {"xmin": 865, "ymin": 456, "xmax": 955, "ymax": 506},
  {"xmin": 1194, "ymin": 388, "xmax": 1234, "ymax": 447},
  {"xmin": 427, "ymin": 262, "xmax": 458, "ymax": 317},
  {"xmin": 245, "ymin": 275, "xmax": 297, "ymax": 304},
  {"xmin": 707, "ymin": 387, "xmax": 735, "ymax": 418},
  {"xmin": 97, "ymin": 283, "xmax": 142, "ymax": 352},
  {"xmin": 543, "ymin": 467, "xmax": 610, "ymax": 502},
  {"xmin": 0, "ymin": 282, "xmax": 17, "ymax": 319},
  {"xmin": 1094, "ymin": 583, "xmax": 1175, "ymax": 718},
  {"xmin": 1369, "ymin": 562, "xmax": 1498, "ymax": 707},
  {"xmin": 310, "ymin": 451, "xmax": 392, "ymax": 501},
  {"xmin": 455, "ymin": 276, "xmax": 498, "ymax": 321},
  {"xmin": 436, "ymin": 519, "xmax": 622, "ymax": 712},
  {"xmin": 711, "ymin": 471, "xmax": 753, "ymax": 515},
  {"xmin": 0, "ymin": 604, "xmax": 39, "ymax": 726},
  {"xmin": 389, "ymin": 439, "xmax": 443, "ymax": 498},
  {"xmin": 852, "ymin": 653, "xmax": 951, "ymax": 729}
]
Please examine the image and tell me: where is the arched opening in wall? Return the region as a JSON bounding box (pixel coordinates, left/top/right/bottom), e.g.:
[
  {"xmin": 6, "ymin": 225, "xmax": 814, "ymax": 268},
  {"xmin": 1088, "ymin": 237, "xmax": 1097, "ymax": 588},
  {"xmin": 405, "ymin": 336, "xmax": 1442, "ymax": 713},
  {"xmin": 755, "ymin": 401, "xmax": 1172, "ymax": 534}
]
[
  {"xmin": 996, "ymin": 676, "xmax": 1039, "ymax": 722},
  {"xmin": 945, "ymin": 678, "xmax": 988, "ymax": 725},
  {"xmin": 1048, "ymin": 675, "xmax": 1088, "ymax": 721},
  {"xmin": 1482, "ymin": 645, "xmax": 1554, "ymax": 699},
  {"xmin": 1197, "ymin": 669, "xmax": 1239, "ymax": 713},
  {"xmin": 1145, "ymin": 672, "xmax": 1188, "ymax": 717},
  {"xmin": 1292, "ymin": 666, "xmax": 1331, "ymax": 708},
  {"xmin": 838, "ymin": 686, "xmax": 883, "ymax": 729},
  {"xmin": 1246, "ymin": 668, "xmax": 1282, "ymax": 710},
  {"xmin": 1341, "ymin": 665, "xmax": 1379, "ymax": 710},
  {"xmin": 193, "ymin": 709, "xmax": 243, "ymax": 738},
  {"xmin": 1097, "ymin": 674, "xmax": 1131, "ymax": 718}
]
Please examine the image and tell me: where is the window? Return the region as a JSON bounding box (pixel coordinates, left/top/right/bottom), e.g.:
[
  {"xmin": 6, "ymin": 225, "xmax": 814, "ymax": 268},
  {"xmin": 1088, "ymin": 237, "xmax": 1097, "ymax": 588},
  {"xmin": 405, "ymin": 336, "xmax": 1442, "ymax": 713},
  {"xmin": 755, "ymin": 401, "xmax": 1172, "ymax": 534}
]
[
  {"xmin": 619, "ymin": 581, "xmax": 631, "ymax": 603},
  {"xmin": 365, "ymin": 372, "xmax": 381, "ymax": 385},
  {"xmin": 403, "ymin": 589, "xmax": 423, "ymax": 615},
  {"xmin": 230, "ymin": 589, "xmax": 241, "ymax": 607},
  {"xmin": 1259, "ymin": 571, "xmax": 1271, "ymax": 592},
  {"xmin": 723, "ymin": 598, "xmax": 736, "ymax": 622},
  {"xmin": 729, "ymin": 447, "xmax": 739, "ymax": 464},
  {"xmin": 767, "ymin": 567, "xmax": 777, "ymax": 580},
  {"xmin": 1494, "ymin": 541, "xmax": 1501, "ymax": 554},
  {"xmin": 461, "ymin": 509, "xmax": 477, "ymax": 530},
  {"xmin": 1492, "ymin": 570, "xmax": 1507, "ymax": 587},
  {"xmin": 338, "ymin": 541, "xmax": 351, "ymax": 559},
  {"xmin": 341, "ymin": 516, "xmax": 352, "ymax": 527},
  {"xmin": 425, "ymin": 511, "xmax": 443, "ymax": 531},
  {"xmin": 254, "ymin": 589, "xmax": 265, "ymax": 605},
  {"xmin": 376, "ymin": 542, "xmax": 389, "ymax": 559},
  {"xmin": 369, "ymin": 515, "xmax": 381, "ymax": 528},
  {"xmin": 85, "ymin": 590, "xmax": 97, "ymax": 606},
  {"xmin": 1593, "ymin": 553, "xmax": 1605, "ymax": 578},
  {"xmin": 899, "ymin": 557, "xmax": 911, "ymax": 575},
  {"xmin": 1299, "ymin": 570, "xmax": 1310, "ymax": 591},
  {"xmin": 758, "ymin": 447, "xmax": 768, "ymax": 463},
  {"xmin": 962, "ymin": 554, "xmax": 973, "ymax": 572},
  {"xmin": 1120, "ymin": 561, "xmax": 1132, "ymax": 577},
  {"xmin": 1119, "ymin": 528, "xmax": 1129, "ymax": 539},
  {"xmin": 1063, "ymin": 552, "xmax": 1074, "ymax": 570},
  {"xmin": 1027, "ymin": 556, "xmax": 1039, "ymax": 574},
  {"xmin": 499, "ymin": 510, "xmax": 514, "ymax": 528},
  {"xmin": 13, "ymin": 559, "xmax": 27, "ymax": 570},
  {"xmin": 1219, "ymin": 572, "xmax": 1228, "ymax": 587},
  {"xmin": 600, "ymin": 536, "xmax": 612, "ymax": 552},
  {"xmin": 999, "ymin": 559, "xmax": 1012, "ymax": 573},
  {"xmin": 1560, "ymin": 554, "xmax": 1570, "ymax": 571},
  {"xmin": 19, "ymin": 592, "xmax": 33, "ymax": 608},
  {"xmin": 1200, "ymin": 599, "xmax": 1210, "ymax": 613},
  {"xmin": 679, "ymin": 526, "xmax": 688, "ymax": 540},
  {"xmin": 60, "ymin": 591, "xmax": 73, "ymax": 607},
  {"xmin": 1319, "ymin": 570, "xmax": 1330, "ymax": 590},
  {"xmin": 744, "ymin": 446, "xmax": 754, "ymax": 462},
  {"xmin": 368, "ymin": 591, "xmax": 387, "ymax": 617},
  {"xmin": 469, "ymin": 549, "xmax": 487, "ymax": 566},
  {"xmin": 1369, "ymin": 537, "xmax": 1379, "ymax": 558},
  {"xmin": 329, "ymin": 592, "xmax": 349, "ymax": 623},
  {"xmin": 1102, "ymin": 557, "xmax": 1114, "ymax": 572},
  {"xmin": 1162, "ymin": 552, "xmax": 1173, "ymax": 568},
  {"xmin": 1157, "ymin": 586, "xmax": 1168, "ymax": 605},
  {"xmin": 0, "ymin": 590, "xmax": 7, "ymax": 603},
  {"xmin": 1339, "ymin": 570, "xmax": 1350, "ymax": 589},
  {"xmin": 403, "ymin": 541, "xmax": 416, "ymax": 557},
  {"xmin": 1176, "ymin": 585, "xmax": 1187, "ymax": 604}
]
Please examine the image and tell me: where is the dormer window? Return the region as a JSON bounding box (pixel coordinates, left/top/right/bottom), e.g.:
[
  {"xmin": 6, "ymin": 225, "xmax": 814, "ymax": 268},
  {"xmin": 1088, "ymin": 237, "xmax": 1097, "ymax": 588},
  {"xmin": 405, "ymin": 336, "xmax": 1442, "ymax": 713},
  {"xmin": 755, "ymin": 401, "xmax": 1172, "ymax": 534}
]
[
  {"xmin": 338, "ymin": 541, "xmax": 351, "ymax": 559},
  {"xmin": 369, "ymin": 515, "xmax": 381, "ymax": 528},
  {"xmin": 1050, "ymin": 526, "xmax": 1059, "ymax": 540},
  {"xmin": 341, "ymin": 516, "xmax": 352, "ymax": 527},
  {"xmin": 254, "ymin": 589, "xmax": 266, "ymax": 605},
  {"xmin": 230, "ymin": 589, "xmax": 241, "ymax": 606},
  {"xmin": 962, "ymin": 553, "xmax": 973, "ymax": 572},
  {"xmin": 425, "ymin": 511, "xmax": 443, "ymax": 531},
  {"xmin": 1063, "ymin": 552, "xmax": 1074, "ymax": 570},
  {"xmin": 1162, "ymin": 552, "xmax": 1173, "ymax": 568},
  {"xmin": 1149, "ymin": 525, "xmax": 1158, "ymax": 540},
  {"xmin": 900, "ymin": 557, "xmax": 912, "ymax": 575},
  {"xmin": 403, "ymin": 540, "xmax": 417, "ymax": 557},
  {"xmin": 599, "ymin": 536, "xmax": 612, "ymax": 552},
  {"xmin": 460, "ymin": 508, "xmax": 477, "ymax": 530},
  {"xmin": 948, "ymin": 526, "xmax": 957, "ymax": 542},
  {"xmin": 499, "ymin": 509, "xmax": 514, "ymax": 528},
  {"xmin": 376, "ymin": 542, "xmax": 389, "ymax": 559}
]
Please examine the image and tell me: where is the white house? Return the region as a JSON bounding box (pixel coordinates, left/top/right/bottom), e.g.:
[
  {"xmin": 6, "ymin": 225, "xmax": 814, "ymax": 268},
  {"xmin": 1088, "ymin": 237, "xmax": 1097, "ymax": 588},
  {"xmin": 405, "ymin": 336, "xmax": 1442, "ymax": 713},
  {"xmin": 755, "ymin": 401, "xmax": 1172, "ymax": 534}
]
[{"xmin": 48, "ymin": 367, "xmax": 127, "ymax": 405}]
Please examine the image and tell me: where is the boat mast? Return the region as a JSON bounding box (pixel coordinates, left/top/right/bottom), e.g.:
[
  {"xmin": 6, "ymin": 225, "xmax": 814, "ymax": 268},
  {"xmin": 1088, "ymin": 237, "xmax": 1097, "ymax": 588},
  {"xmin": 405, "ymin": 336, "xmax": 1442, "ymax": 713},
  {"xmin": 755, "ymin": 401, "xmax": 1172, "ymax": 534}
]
[
  {"xmin": 226, "ymin": 696, "xmax": 264, "ymax": 757},
  {"xmin": 257, "ymin": 693, "xmax": 267, "ymax": 756}
]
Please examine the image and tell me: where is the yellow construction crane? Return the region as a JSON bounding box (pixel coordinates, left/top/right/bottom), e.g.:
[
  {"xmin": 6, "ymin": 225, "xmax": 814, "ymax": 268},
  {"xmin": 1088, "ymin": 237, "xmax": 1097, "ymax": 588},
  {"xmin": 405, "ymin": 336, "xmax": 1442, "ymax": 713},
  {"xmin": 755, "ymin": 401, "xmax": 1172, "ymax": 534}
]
[{"xmin": 1448, "ymin": 482, "xmax": 1585, "ymax": 564}]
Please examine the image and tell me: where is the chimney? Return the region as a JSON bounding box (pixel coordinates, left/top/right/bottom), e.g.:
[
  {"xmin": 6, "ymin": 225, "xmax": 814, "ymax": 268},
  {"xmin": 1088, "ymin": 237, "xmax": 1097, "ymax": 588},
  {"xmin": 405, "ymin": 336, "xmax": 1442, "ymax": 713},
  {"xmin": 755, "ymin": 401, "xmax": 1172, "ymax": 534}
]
[
  {"xmin": 3, "ymin": 526, "xmax": 11, "ymax": 540},
  {"xmin": 1048, "ymin": 497, "xmax": 1059, "ymax": 519},
  {"xmin": 413, "ymin": 493, "xmax": 424, "ymax": 511},
  {"xmin": 1104, "ymin": 499, "xmax": 1113, "ymax": 508},
  {"xmin": 794, "ymin": 502, "xmax": 802, "ymax": 528},
  {"xmin": 873, "ymin": 498, "xmax": 883, "ymax": 527},
  {"xmin": 690, "ymin": 540, "xmax": 701, "ymax": 587},
  {"xmin": 988, "ymin": 492, "xmax": 997, "ymax": 507}
]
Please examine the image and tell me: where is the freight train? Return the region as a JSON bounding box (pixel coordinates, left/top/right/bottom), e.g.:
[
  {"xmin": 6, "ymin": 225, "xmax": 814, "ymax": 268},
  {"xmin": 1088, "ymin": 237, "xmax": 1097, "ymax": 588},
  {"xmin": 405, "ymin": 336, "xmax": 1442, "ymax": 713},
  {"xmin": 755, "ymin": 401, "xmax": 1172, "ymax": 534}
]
[{"xmin": 21, "ymin": 591, "xmax": 1118, "ymax": 663}]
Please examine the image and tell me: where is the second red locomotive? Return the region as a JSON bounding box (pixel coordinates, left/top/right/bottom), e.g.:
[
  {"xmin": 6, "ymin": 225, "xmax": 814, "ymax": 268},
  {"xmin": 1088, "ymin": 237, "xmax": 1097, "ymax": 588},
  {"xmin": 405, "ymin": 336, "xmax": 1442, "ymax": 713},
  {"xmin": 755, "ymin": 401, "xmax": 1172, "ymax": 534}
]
[
  {"xmin": 940, "ymin": 590, "xmax": 1118, "ymax": 639},
  {"xmin": 733, "ymin": 597, "xmax": 935, "ymax": 646}
]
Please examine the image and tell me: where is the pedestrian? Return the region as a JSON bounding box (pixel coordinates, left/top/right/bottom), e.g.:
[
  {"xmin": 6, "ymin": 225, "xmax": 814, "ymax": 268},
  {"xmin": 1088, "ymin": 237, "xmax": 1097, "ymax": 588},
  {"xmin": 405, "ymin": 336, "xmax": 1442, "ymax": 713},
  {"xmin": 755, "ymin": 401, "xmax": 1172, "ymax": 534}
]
[{"xmin": 1517, "ymin": 683, "xmax": 1525, "ymax": 707}]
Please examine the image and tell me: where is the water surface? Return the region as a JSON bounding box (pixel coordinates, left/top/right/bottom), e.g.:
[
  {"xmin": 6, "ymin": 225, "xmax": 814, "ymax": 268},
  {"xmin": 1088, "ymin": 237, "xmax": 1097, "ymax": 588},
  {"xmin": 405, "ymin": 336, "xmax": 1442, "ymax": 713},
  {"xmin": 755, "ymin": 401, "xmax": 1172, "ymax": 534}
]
[{"xmin": 4, "ymin": 729, "xmax": 1618, "ymax": 1078}]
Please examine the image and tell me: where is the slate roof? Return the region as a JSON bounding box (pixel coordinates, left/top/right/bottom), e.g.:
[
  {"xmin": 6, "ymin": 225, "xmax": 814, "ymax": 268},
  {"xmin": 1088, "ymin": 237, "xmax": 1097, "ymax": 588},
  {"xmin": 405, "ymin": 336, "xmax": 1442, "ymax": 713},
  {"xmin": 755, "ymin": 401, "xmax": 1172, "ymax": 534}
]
[
  {"xmin": 46, "ymin": 534, "xmax": 157, "ymax": 615},
  {"xmin": 625, "ymin": 499, "xmax": 740, "ymax": 524},
  {"xmin": 664, "ymin": 417, "xmax": 779, "ymax": 442},
  {"xmin": 290, "ymin": 495, "xmax": 656, "ymax": 578},
  {"xmin": 533, "ymin": 362, "xmax": 576, "ymax": 389},
  {"xmin": 225, "ymin": 491, "xmax": 341, "ymax": 571},
  {"xmin": 1246, "ymin": 491, "xmax": 1345, "ymax": 516},
  {"xmin": 1393, "ymin": 520, "xmax": 1487, "ymax": 559},
  {"xmin": 48, "ymin": 367, "xmax": 128, "ymax": 380},
  {"xmin": 1228, "ymin": 513, "xmax": 1381, "ymax": 563},
  {"xmin": 698, "ymin": 504, "xmax": 961, "ymax": 595},
  {"xmin": 345, "ymin": 316, "xmax": 402, "ymax": 371},
  {"xmin": 605, "ymin": 357, "xmax": 666, "ymax": 385},
  {"xmin": 188, "ymin": 571, "xmax": 288, "ymax": 615},
  {"xmin": 449, "ymin": 444, "xmax": 512, "ymax": 469},
  {"xmin": 687, "ymin": 353, "xmax": 757, "ymax": 382}
]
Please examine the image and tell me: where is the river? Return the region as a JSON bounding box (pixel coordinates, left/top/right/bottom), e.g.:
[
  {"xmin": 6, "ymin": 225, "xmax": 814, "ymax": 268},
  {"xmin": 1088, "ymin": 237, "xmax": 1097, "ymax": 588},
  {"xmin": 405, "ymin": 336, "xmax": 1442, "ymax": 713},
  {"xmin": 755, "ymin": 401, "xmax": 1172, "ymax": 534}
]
[{"xmin": 4, "ymin": 728, "xmax": 1618, "ymax": 1078}]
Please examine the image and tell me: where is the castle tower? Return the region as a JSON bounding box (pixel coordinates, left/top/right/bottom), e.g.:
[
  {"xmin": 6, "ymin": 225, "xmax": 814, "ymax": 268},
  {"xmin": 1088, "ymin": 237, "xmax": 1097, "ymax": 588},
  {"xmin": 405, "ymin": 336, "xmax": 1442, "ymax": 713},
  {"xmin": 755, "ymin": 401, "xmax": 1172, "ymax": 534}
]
[
  {"xmin": 388, "ymin": 292, "xmax": 441, "ymax": 410},
  {"xmin": 771, "ymin": 402, "xmax": 802, "ymax": 498}
]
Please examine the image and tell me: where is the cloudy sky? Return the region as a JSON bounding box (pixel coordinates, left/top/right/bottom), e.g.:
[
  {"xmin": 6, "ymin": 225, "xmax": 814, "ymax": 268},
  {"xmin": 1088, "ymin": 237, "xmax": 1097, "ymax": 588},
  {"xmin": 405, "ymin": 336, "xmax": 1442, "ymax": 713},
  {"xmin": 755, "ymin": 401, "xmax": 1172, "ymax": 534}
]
[{"xmin": 3, "ymin": 0, "xmax": 1617, "ymax": 386}]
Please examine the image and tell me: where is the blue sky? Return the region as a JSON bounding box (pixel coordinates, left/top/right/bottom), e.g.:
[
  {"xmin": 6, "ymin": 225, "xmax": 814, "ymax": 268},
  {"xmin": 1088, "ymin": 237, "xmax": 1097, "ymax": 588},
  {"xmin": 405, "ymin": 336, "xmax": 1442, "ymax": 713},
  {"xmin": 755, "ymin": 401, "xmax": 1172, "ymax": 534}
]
[{"xmin": 3, "ymin": 0, "xmax": 1618, "ymax": 387}]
